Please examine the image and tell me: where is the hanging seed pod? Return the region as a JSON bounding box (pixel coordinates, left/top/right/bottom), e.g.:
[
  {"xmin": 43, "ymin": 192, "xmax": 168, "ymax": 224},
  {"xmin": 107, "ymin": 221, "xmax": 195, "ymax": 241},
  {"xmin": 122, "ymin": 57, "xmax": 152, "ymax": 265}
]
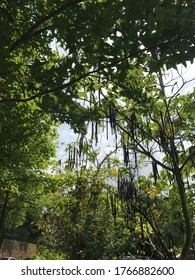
[
  {"xmin": 114, "ymin": 122, "xmax": 117, "ymax": 141},
  {"xmin": 92, "ymin": 91, "xmax": 95, "ymax": 103},
  {"xmin": 113, "ymin": 108, "xmax": 117, "ymax": 132},
  {"xmin": 152, "ymin": 161, "xmax": 159, "ymax": 184},
  {"xmin": 71, "ymin": 147, "xmax": 75, "ymax": 168},
  {"xmin": 117, "ymin": 168, "xmax": 121, "ymax": 193},
  {"xmin": 115, "ymin": 193, "xmax": 118, "ymax": 214},
  {"xmin": 106, "ymin": 190, "xmax": 110, "ymax": 209},
  {"xmin": 98, "ymin": 88, "xmax": 101, "ymax": 106},
  {"xmin": 85, "ymin": 149, "xmax": 88, "ymax": 166},
  {"xmin": 123, "ymin": 144, "xmax": 129, "ymax": 166},
  {"xmin": 160, "ymin": 110, "xmax": 165, "ymax": 129},
  {"xmin": 79, "ymin": 134, "xmax": 84, "ymax": 157},
  {"xmin": 127, "ymin": 178, "xmax": 133, "ymax": 202},
  {"xmin": 134, "ymin": 150, "xmax": 139, "ymax": 179},
  {"xmin": 69, "ymin": 147, "xmax": 72, "ymax": 168},
  {"xmin": 111, "ymin": 105, "xmax": 117, "ymax": 135},
  {"xmin": 102, "ymin": 119, "xmax": 104, "ymax": 133},
  {"xmin": 75, "ymin": 147, "xmax": 78, "ymax": 169},
  {"xmin": 91, "ymin": 121, "xmax": 94, "ymax": 141},
  {"xmin": 121, "ymin": 134, "xmax": 128, "ymax": 166},
  {"xmin": 89, "ymin": 92, "xmax": 92, "ymax": 116},
  {"xmin": 106, "ymin": 118, "xmax": 109, "ymax": 140},
  {"xmin": 73, "ymin": 145, "xmax": 76, "ymax": 168},
  {"xmin": 95, "ymin": 122, "xmax": 98, "ymax": 144},
  {"xmin": 109, "ymin": 105, "xmax": 113, "ymax": 129},
  {"xmin": 121, "ymin": 178, "xmax": 126, "ymax": 201},
  {"xmin": 109, "ymin": 193, "xmax": 114, "ymax": 212},
  {"xmin": 84, "ymin": 139, "xmax": 88, "ymax": 166},
  {"xmin": 68, "ymin": 145, "xmax": 71, "ymax": 166},
  {"xmin": 113, "ymin": 194, "xmax": 117, "ymax": 222},
  {"xmin": 130, "ymin": 114, "xmax": 135, "ymax": 141},
  {"xmin": 126, "ymin": 179, "xmax": 131, "ymax": 201},
  {"xmin": 160, "ymin": 130, "xmax": 168, "ymax": 154}
]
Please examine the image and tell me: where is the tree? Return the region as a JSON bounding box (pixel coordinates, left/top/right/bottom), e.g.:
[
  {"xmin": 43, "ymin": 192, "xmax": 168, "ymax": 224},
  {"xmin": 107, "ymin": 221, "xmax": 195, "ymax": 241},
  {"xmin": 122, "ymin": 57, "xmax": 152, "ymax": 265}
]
[
  {"xmin": 0, "ymin": 102, "xmax": 57, "ymax": 243},
  {"xmin": 1, "ymin": 0, "xmax": 195, "ymax": 259},
  {"xmin": 36, "ymin": 160, "xmax": 133, "ymax": 260},
  {"xmin": 1, "ymin": 1, "xmax": 194, "ymax": 112},
  {"xmin": 87, "ymin": 66, "xmax": 195, "ymax": 259}
]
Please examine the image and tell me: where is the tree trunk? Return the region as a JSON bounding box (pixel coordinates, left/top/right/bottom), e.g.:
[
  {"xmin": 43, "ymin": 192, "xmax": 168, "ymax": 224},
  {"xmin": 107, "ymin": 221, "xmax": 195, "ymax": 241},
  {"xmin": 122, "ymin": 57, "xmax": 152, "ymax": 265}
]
[{"xmin": 174, "ymin": 166, "xmax": 192, "ymax": 259}]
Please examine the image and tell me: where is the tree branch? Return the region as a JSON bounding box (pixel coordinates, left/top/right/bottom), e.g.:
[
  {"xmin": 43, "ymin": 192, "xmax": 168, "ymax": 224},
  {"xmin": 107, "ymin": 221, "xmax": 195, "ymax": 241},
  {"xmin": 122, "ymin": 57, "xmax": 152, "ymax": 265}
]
[
  {"xmin": 180, "ymin": 149, "xmax": 195, "ymax": 171},
  {"xmin": 107, "ymin": 114, "xmax": 173, "ymax": 172},
  {"xmin": 131, "ymin": 204, "xmax": 174, "ymax": 259},
  {"xmin": 10, "ymin": 0, "xmax": 84, "ymax": 52},
  {"xmin": 2, "ymin": 32, "xmax": 195, "ymax": 104}
]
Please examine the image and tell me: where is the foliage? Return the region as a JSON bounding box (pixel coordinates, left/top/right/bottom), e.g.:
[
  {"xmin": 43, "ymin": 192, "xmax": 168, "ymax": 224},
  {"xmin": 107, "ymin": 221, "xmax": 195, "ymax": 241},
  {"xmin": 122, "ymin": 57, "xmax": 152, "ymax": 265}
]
[
  {"xmin": 32, "ymin": 249, "xmax": 66, "ymax": 260},
  {"xmin": 36, "ymin": 165, "xmax": 133, "ymax": 259},
  {"xmin": 0, "ymin": 102, "xmax": 58, "ymax": 242},
  {"xmin": 0, "ymin": 0, "xmax": 195, "ymax": 259},
  {"xmin": 1, "ymin": 0, "xmax": 195, "ymax": 114}
]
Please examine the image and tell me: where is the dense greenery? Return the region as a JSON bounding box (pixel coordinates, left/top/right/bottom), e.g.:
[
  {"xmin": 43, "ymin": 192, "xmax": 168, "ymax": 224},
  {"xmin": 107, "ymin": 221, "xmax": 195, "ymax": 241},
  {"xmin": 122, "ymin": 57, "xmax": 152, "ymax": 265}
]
[
  {"xmin": 0, "ymin": 0, "xmax": 195, "ymax": 259},
  {"xmin": 0, "ymin": 102, "xmax": 57, "ymax": 242}
]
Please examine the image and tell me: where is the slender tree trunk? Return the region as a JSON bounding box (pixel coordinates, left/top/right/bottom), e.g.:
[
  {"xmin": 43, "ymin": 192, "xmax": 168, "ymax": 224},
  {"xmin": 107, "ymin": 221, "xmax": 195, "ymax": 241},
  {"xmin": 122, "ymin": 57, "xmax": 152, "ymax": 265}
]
[
  {"xmin": 132, "ymin": 205, "xmax": 175, "ymax": 259},
  {"xmin": 158, "ymin": 69, "xmax": 192, "ymax": 259},
  {"xmin": 174, "ymin": 165, "xmax": 192, "ymax": 259}
]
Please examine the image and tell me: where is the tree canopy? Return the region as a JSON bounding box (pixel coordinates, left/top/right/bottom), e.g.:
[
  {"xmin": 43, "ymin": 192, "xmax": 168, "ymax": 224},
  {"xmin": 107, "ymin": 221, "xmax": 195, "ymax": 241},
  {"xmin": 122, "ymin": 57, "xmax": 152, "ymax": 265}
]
[{"xmin": 1, "ymin": 1, "xmax": 195, "ymax": 112}]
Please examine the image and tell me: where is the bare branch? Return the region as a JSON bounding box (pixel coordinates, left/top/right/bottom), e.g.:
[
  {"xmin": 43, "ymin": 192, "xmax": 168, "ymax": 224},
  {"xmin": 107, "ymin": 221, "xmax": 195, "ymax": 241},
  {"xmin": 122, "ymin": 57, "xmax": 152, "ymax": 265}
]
[{"xmin": 115, "ymin": 120, "xmax": 173, "ymax": 172}]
